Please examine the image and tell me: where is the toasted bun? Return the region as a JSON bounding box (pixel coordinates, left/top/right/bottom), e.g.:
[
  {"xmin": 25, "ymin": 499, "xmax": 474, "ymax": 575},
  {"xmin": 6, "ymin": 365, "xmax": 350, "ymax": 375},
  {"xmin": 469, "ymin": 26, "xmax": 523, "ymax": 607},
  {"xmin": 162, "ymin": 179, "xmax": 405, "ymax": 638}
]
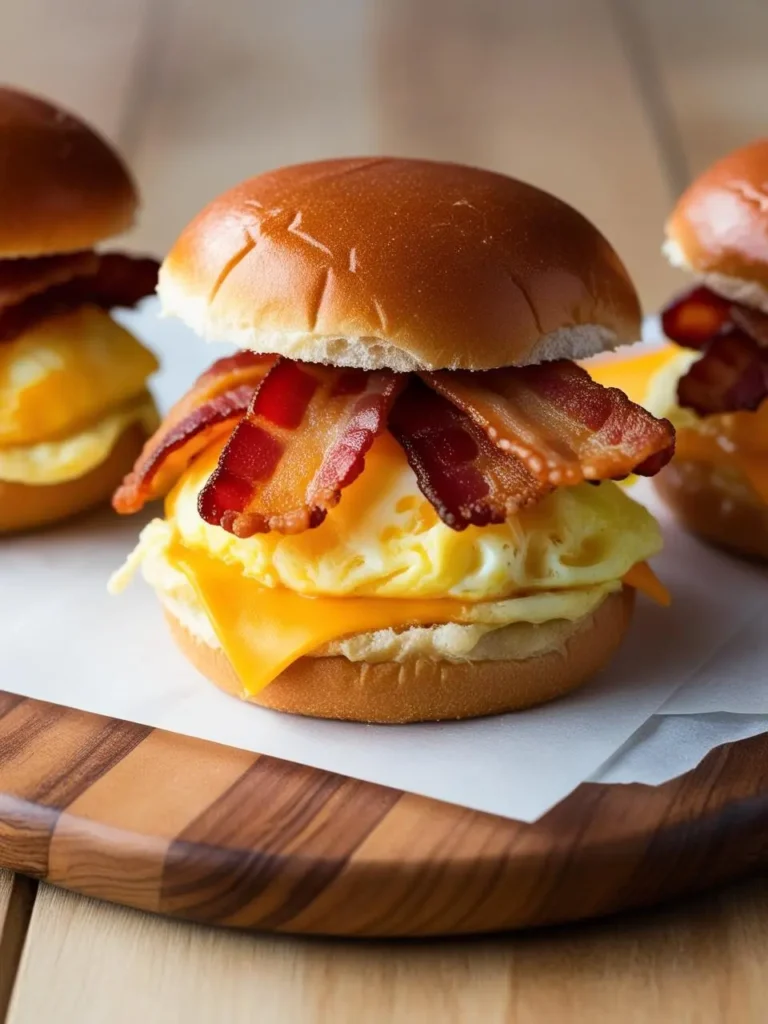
[
  {"xmin": 654, "ymin": 460, "xmax": 768, "ymax": 561},
  {"xmin": 159, "ymin": 157, "xmax": 642, "ymax": 372},
  {"xmin": 0, "ymin": 422, "xmax": 147, "ymax": 533},
  {"xmin": 165, "ymin": 587, "xmax": 634, "ymax": 723},
  {"xmin": 0, "ymin": 86, "xmax": 137, "ymax": 257},
  {"xmin": 665, "ymin": 138, "xmax": 768, "ymax": 312}
]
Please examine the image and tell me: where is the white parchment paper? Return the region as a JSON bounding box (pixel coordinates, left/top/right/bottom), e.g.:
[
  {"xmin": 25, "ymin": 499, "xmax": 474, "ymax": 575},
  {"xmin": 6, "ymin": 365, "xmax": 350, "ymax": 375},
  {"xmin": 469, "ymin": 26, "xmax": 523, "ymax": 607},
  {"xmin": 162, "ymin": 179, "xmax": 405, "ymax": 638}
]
[{"xmin": 1, "ymin": 303, "xmax": 766, "ymax": 822}]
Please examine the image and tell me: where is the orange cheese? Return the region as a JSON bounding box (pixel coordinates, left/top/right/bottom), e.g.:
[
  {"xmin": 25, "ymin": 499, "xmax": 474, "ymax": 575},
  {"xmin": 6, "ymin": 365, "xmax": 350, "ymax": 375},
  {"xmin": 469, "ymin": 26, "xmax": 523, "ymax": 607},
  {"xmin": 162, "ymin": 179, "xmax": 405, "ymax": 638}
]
[
  {"xmin": 621, "ymin": 561, "xmax": 670, "ymax": 607},
  {"xmin": 584, "ymin": 347, "xmax": 677, "ymax": 405},
  {"xmin": 171, "ymin": 544, "xmax": 666, "ymax": 696},
  {"xmin": 172, "ymin": 544, "xmax": 475, "ymax": 695}
]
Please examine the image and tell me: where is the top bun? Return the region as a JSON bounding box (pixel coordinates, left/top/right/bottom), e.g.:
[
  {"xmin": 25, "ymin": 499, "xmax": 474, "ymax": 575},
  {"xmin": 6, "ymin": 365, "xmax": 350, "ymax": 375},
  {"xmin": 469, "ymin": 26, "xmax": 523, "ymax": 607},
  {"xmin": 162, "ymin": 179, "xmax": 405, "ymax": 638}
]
[
  {"xmin": 665, "ymin": 138, "xmax": 768, "ymax": 313},
  {"xmin": 0, "ymin": 86, "xmax": 137, "ymax": 257},
  {"xmin": 159, "ymin": 157, "xmax": 641, "ymax": 372}
]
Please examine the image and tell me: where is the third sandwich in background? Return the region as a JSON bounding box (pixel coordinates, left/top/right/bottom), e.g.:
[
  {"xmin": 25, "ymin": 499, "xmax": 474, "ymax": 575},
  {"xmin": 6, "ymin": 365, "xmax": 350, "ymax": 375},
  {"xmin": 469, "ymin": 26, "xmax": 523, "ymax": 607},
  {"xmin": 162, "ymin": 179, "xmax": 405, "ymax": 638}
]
[{"xmin": 649, "ymin": 138, "xmax": 768, "ymax": 560}]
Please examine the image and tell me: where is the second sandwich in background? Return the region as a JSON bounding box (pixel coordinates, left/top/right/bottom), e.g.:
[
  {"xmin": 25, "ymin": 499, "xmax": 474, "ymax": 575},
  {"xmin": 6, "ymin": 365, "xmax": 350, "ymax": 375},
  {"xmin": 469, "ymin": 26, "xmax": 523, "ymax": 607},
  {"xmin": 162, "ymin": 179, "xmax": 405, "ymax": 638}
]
[
  {"xmin": 112, "ymin": 158, "xmax": 675, "ymax": 723},
  {"xmin": 0, "ymin": 86, "xmax": 160, "ymax": 533},
  {"xmin": 649, "ymin": 138, "xmax": 768, "ymax": 559}
]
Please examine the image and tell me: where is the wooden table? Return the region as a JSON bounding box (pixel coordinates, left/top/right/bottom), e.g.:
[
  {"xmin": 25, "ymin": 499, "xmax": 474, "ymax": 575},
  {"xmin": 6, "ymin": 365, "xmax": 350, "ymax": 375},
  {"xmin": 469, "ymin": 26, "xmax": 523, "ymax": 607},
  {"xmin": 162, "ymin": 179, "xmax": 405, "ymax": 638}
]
[
  {"xmin": 2, "ymin": 0, "xmax": 767, "ymax": 1018},
  {"xmin": 1, "ymin": 870, "xmax": 767, "ymax": 1021}
]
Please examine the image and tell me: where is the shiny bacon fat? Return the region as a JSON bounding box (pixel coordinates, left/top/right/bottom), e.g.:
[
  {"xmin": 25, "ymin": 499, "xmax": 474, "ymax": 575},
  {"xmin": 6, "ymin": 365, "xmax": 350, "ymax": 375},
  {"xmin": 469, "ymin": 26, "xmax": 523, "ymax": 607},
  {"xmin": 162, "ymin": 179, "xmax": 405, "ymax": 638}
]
[
  {"xmin": 115, "ymin": 352, "xmax": 675, "ymax": 534},
  {"xmin": 389, "ymin": 378, "xmax": 551, "ymax": 529},
  {"xmin": 661, "ymin": 285, "xmax": 768, "ymax": 416},
  {"xmin": 422, "ymin": 361, "xmax": 674, "ymax": 487},
  {"xmin": 198, "ymin": 360, "xmax": 404, "ymax": 537},
  {"xmin": 113, "ymin": 352, "xmax": 277, "ymax": 513}
]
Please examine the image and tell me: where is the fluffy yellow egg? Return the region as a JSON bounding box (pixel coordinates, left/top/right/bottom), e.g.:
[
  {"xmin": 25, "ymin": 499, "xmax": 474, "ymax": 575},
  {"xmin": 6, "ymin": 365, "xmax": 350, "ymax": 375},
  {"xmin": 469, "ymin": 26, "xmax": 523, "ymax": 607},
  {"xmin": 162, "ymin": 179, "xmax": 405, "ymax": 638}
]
[
  {"xmin": 0, "ymin": 394, "xmax": 158, "ymax": 485},
  {"xmin": 0, "ymin": 306, "xmax": 158, "ymax": 446},
  {"xmin": 167, "ymin": 431, "xmax": 662, "ymax": 601}
]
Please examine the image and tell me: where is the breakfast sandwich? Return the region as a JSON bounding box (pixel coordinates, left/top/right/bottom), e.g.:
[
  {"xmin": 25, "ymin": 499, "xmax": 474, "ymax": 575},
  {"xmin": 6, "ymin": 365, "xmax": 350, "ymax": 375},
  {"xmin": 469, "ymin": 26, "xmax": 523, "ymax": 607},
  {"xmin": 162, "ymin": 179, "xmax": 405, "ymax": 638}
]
[
  {"xmin": 0, "ymin": 86, "xmax": 160, "ymax": 533},
  {"xmin": 111, "ymin": 158, "xmax": 674, "ymax": 723},
  {"xmin": 648, "ymin": 138, "xmax": 768, "ymax": 558}
]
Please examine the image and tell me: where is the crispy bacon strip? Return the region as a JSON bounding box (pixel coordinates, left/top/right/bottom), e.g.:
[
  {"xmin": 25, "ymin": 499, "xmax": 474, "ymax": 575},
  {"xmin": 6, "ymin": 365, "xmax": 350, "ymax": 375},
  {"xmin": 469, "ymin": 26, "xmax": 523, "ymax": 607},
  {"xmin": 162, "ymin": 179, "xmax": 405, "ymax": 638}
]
[
  {"xmin": 0, "ymin": 252, "xmax": 159, "ymax": 343},
  {"xmin": 662, "ymin": 285, "xmax": 768, "ymax": 351},
  {"xmin": 422, "ymin": 361, "xmax": 675, "ymax": 486},
  {"xmin": 389, "ymin": 379, "xmax": 550, "ymax": 530},
  {"xmin": 0, "ymin": 251, "xmax": 99, "ymax": 308},
  {"xmin": 677, "ymin": 331, "xmax": 768, "ymax": 416},
  {"xmin": 198, "ymin": 360, "xmax": 404, "ymax": 536},
  {"xmin": 661, "ymin": 286, "xmax": 733, "ymax": 349},
  {"xmin": 661, "ymin": 286, "xmax": 768, "ymax": 414},
  {"xmin": 112, "ymin": 353, "xmax": 277, "ymax": 513}
]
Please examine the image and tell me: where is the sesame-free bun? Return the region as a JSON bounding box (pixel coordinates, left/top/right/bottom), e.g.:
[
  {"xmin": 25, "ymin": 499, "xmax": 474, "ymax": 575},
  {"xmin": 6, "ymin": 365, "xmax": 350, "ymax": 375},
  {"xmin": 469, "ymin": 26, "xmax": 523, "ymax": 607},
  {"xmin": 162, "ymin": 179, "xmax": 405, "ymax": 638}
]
[
  {"xmin": 0, "ymin": 86, "xmax": 137, "ymax": 257},
  {"xmin": 159, "ymin": 158, "xmax": 642, "ymax": 372},
  {"xmin": 664, "ymin": 138, "xmax": 768, "ymax": 313},
  {"xmin": 0, "ymin": 422, "xmax": 147, "ymax": 533},
  {"xmin": 654, "ymin": 459, "xmax": 768, "ymax": 561},
  {"xmin": 166, "ymin": 587, "xmax": 634, "ymax": 723}
]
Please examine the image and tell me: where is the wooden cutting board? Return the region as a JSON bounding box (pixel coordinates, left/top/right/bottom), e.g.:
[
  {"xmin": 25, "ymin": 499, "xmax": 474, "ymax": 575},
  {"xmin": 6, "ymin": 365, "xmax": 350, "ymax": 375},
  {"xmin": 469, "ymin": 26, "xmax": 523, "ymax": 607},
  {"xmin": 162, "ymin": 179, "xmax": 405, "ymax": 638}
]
[{"xmin": 0, "ymin": 690, "xmax": 766, "ymax": 937}]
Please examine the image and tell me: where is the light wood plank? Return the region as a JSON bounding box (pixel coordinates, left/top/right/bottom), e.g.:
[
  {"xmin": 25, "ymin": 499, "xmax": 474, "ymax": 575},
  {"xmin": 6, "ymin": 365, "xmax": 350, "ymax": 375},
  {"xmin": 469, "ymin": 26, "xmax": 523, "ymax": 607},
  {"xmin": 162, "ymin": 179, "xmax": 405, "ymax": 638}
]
[
  {"xmin": 0, "ymin": 0, "xmax": 153, "ymax": 142},
  {"xmin": 375, "ymin": 0, "xmax": 685, "ymax": 310},
  {"xmin": 128, "ymin": 0, "xmax": 377, "ymax": 256},
  {"xmin": 126, "ymin": 0, "xmax": 686, "ymax": 310},
  {"xmin": 636, "ymin": 0, "xmax": 768, "ymax": 178},
  {"xmin": 8, "ymin": 876, "xmax": 768, "ymax": 1023},
  {"xmin": 0, "ymin": 872, "xmax": 36, "ymax": 1021}
]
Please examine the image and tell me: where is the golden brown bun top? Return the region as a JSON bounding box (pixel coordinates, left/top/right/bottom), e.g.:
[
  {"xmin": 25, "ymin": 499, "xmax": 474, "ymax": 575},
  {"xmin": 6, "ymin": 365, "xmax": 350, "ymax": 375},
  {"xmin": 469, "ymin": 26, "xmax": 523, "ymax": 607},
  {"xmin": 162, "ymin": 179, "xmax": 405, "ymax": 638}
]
[
  {"xmin": 0, "ymin": 86, "xmax": 137, "ymax": 257},
  {"xmin": 159, "ymin": 157, "xmax": 642, "ymax": 371},
  {"xmin": 665, "ymin": 138, "xmax": 768, "ymax": 299}
]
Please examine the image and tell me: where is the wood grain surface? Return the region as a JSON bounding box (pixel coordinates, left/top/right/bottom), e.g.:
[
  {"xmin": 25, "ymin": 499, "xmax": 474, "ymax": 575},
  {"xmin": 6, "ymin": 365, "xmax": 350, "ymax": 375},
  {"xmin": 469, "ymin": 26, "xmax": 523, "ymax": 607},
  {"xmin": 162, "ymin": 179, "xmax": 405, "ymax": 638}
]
[
  {"xmin": 0, "ymin": 693, "xmax": 766, "ymax": 939},
  {"xmin": 5, "ymin": 869, "xmax": 768, "ymax": 1023}
]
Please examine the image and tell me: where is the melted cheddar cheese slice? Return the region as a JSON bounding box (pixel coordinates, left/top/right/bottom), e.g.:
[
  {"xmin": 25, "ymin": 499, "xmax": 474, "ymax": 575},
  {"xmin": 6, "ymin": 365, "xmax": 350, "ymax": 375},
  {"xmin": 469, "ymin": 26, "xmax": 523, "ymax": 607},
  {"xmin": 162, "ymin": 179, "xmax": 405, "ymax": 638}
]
[
  {"xmin": 165, "ymin": 542, "xmax": 667, "ymax": 696},
  {"xmin": 172, "ymin": 543, "xmax": 475, "ymax": 693}
]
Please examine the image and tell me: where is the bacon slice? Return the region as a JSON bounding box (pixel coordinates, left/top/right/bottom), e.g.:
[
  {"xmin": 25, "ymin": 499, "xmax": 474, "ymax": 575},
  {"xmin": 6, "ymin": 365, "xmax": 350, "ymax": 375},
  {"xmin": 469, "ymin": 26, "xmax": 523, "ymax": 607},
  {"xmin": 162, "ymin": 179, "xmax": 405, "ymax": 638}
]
[
  {"xmin": 677, "ymin": 331, "xmax": 768, "ymax": 416},
  {"xmin": 198, "ymin": 360, "xmax": 404, "ymax": 536},
  {"xmin": 661, "ymin": 286, "xmax": 733, "ymax": 349},
  {"xmin": 0, "ymin": 251, "xmax": 99, "ymax": 308},
  {"xmin": 660, "ymin": 286, "xmax": 768, "ymax": 415},
  {"xmin": 113, "ymin": 353, "xmax": 277, "ymax": 513},
  {"xmin": 731, "ymin": 305, "xmax": 768, "ymax": 349},
  {"xmin": 422, "ymin": 361, "xmax": 675, "ymax": 486},
  {"xmin": 662, "ymin": 285, "xmax": 768, "ymax": 353},
  {"xmin": 0, "ymin": 252, "xmax": 160, "ymax": 343},
  {"xmin": 389, "ymin": 379, "xmax": 550, "ymax": 530}
]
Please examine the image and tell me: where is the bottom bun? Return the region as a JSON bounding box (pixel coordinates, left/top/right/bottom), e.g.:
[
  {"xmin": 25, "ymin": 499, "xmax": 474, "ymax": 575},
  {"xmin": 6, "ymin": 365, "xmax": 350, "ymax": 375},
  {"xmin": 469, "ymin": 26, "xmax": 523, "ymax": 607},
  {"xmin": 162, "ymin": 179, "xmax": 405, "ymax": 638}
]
[
  {"xmin": 0, "ymin": 423, "xmax": 148, "ymax": 534},
  {"xmin": 654, "ymin": 459, "xmax": 768, "ymax": 561},
  {"xmin": 166, "ymin": 587, "xmax": 634, "ymax": 723}
]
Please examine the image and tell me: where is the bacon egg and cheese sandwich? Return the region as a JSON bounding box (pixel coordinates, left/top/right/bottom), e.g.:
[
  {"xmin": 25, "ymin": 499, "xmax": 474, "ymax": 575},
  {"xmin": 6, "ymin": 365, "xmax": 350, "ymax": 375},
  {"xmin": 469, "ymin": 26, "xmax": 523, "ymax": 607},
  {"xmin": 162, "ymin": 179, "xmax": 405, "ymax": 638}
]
[
  {"xmin": 643, "ymin": 138, "xmax": 768, "ymax": 560},
  {"xmin": 0, "ymin": 86, "xmax": 160, "ymax": 533},
  {"xmin": 111, "ymin": 158, "xmax": 674, "ymax": 723}
]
